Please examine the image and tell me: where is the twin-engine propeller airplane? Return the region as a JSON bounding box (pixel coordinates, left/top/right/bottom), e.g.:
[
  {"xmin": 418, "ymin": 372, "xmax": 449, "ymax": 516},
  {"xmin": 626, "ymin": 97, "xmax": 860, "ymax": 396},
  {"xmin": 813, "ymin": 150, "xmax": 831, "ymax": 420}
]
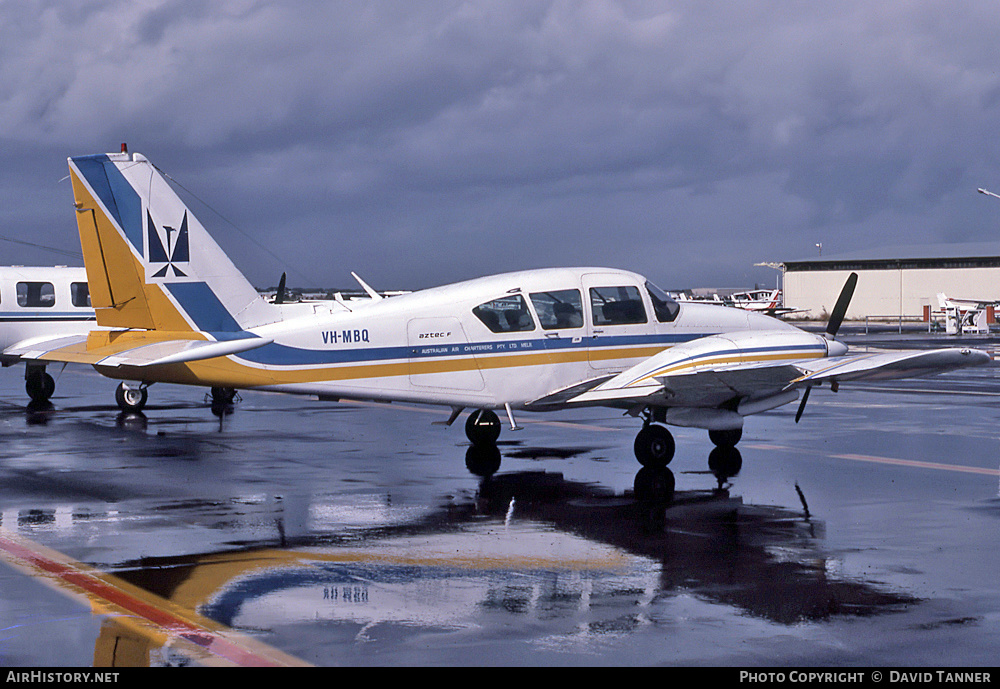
[{"xmin": 3, "ymin": 150, "xmax": 992, "ymax": 468}]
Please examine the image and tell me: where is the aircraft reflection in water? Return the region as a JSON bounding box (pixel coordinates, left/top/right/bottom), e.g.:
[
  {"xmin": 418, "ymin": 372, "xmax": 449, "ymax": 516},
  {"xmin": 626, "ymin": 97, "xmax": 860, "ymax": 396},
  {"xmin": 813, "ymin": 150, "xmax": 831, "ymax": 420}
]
[{"xmin": 84, "ymin": 466, "xmax": 916, "ymax": 666}]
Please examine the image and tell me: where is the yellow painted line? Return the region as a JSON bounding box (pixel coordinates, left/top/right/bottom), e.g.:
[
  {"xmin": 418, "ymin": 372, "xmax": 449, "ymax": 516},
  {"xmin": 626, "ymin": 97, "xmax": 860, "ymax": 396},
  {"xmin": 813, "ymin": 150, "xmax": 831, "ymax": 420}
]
[
  {"xmin": 0, "ymin": 529, "xmax": 310, "ymax": 667},
  {"xmin": 831, "ymin": 453, "xmax": 1000, "ymax": 476}
]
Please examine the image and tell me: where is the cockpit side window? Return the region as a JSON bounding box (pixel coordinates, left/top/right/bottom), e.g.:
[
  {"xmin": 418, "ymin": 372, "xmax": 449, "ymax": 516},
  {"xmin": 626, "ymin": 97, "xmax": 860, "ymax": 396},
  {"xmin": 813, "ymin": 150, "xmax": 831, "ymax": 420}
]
[
  {"xmin": 589, "ymin": 285, "xmax": 647, "ymax": 325},
  {"xmin": 16, "ymin": 282, "xmax": 55, "ymax": 308},
  {"xmin": 473, "ymin": 294, "xmax": 536, "ymax": 333},
  {"xmin": 645, "ymin": 281, "xmax": 680, "ymax": 323},
  {"xmin": 529, "ymin": 289, "xmax": 583, "ymax": 330}
]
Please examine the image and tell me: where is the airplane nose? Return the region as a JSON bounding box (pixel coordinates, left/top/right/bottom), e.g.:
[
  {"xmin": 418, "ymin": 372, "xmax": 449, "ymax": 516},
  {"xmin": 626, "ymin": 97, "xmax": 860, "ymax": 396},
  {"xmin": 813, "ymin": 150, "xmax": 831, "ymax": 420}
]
[{"xmin": 826, "ymin": 338, "xmax": 848, "ymax": 357}]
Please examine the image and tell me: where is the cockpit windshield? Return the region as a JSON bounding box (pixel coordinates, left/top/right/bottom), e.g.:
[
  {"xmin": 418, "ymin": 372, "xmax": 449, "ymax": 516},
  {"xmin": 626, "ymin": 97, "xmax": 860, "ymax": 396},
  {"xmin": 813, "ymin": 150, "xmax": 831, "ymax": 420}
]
[{"xmin": 645, "ymin": 281, "xmax": 680, "ymax": 323}]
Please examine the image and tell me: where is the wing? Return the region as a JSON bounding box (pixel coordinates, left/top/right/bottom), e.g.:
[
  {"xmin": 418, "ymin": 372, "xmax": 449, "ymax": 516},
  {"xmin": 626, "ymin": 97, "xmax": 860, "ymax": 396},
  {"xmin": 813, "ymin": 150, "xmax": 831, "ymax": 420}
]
[
  {"xmin": 3, "ymin": 331, "xmax": 273, "ymax": 368},
  {"xmin": 527, "ymin": 331, "xmax": 992, "ymax": 415},
  {"xmin": 788, "ymin": 348, "xmax": 992, "ymax": 386}
]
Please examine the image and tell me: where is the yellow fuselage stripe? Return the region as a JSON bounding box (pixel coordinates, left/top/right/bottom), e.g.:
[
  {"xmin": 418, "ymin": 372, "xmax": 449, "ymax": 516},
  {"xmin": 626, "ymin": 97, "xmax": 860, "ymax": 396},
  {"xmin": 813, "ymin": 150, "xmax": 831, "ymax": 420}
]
[{"xmin": 84, "ymin": 344, "xmax": 666, "ymax": 388}]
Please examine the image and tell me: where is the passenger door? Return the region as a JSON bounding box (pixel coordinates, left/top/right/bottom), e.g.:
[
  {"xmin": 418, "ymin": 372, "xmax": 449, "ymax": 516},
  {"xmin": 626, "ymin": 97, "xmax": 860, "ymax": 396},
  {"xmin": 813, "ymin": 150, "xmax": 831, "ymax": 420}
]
[{"xmin": 407, "ymin": 317, "xmax": 485, "ymax": 390}]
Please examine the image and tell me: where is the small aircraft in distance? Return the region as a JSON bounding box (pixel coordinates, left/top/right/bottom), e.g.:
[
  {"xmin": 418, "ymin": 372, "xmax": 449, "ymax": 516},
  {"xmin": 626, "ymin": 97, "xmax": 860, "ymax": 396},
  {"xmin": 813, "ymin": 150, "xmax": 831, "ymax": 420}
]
[
  {"xmin": 4, "ymin": 150, "xmax": 992, "ymax": 469},
  {"xmin": 674, "ymin": 288, "xmax": 803, "ymax": 318},
  {"xmin": 936, "ymin": 293, "xmax": 998, "ymax": 336},
  {"xmin": 725, "ymin": 288, "xmax": 805, "ymax": 318}
]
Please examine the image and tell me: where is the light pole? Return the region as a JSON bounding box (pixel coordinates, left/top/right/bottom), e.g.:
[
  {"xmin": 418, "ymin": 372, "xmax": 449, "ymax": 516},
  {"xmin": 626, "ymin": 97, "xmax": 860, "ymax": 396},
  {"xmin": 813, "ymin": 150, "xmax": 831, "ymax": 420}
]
[{"xmin": 978, "ymin": 187, "xmax": 1000, "ymax": 201}]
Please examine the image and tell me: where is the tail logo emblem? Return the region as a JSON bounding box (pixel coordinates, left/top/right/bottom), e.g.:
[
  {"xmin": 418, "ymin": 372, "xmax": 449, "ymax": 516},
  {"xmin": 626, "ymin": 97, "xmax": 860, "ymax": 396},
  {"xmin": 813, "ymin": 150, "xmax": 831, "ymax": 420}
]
[{"xmin": 147, "ymin": 210, "xmax": 190, "ymax": 278}]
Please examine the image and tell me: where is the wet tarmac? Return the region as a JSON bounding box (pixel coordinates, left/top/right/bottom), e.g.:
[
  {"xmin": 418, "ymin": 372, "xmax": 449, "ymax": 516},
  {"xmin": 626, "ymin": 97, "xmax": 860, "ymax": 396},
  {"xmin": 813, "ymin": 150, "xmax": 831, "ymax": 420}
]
[{"xmin": 1, "ymin": 336, "xmax": 999, "ymax": 667}]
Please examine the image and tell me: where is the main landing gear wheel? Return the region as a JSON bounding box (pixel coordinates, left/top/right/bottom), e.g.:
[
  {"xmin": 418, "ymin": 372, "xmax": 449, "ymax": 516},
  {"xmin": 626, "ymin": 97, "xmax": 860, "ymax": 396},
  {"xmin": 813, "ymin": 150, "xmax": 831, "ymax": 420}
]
[
  {"xmin": 115, "ymin": 383, "xmax": 148, "ymax": 412},
  {"xmin": 211, "ymin": 387, "xmax": 237, "ymax": 405},
  {"xmin": 708, "ymin": 427, "xmax": 742, "ymax": 447},
  {"xmin": 25, "ymin": 369, "xmax": 55, "ymax": 404},
  {"xmin": 465, "ymin": 409, "xmax": 502, "ymax": 446},
  {"xmin": 634, "ymin": 424, "xmax": 675, "ymax": 468}
]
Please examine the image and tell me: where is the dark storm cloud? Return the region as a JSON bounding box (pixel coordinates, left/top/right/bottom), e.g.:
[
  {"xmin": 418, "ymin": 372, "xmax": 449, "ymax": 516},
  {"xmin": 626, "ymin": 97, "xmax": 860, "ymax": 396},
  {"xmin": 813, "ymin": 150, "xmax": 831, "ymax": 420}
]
[{"xmin": 2, "ymin": 1, "xmax": 999, "ymax": 290}]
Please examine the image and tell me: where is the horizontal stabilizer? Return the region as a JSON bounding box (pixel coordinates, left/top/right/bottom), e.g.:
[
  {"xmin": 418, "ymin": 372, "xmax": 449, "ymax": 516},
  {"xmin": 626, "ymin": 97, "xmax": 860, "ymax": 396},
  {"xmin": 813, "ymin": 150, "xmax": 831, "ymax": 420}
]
[
  {"xmin": 4, "ymin": 331, "xmax": 272, "ymax": 368},
  {"xmin": 96, "ymin": 336, "xmax": 273, "ymax": 368}
]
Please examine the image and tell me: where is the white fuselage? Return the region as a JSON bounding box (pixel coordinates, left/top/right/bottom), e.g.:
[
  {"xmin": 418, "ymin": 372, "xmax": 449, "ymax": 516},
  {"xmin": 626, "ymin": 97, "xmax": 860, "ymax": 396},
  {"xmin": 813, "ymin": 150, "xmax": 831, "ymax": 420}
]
[{"xmin": 221, "ymin": 267, "xmax": 799, "ymax": 410}]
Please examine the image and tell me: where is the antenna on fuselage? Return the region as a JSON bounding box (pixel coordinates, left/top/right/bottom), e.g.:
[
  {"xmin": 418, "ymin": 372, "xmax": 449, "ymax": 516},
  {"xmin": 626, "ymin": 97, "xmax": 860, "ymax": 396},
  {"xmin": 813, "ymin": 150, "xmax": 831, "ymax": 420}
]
[{"xmin": 351, "ymin": 272, "xmax": 383, "ymax": 301}]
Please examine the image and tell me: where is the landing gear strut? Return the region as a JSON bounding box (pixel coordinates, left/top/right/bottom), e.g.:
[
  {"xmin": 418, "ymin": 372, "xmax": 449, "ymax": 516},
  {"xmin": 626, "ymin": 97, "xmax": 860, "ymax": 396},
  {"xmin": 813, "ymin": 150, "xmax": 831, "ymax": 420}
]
[{"xmin": 115, "ymin": 382, "xmax": 148, "ymax": 412}]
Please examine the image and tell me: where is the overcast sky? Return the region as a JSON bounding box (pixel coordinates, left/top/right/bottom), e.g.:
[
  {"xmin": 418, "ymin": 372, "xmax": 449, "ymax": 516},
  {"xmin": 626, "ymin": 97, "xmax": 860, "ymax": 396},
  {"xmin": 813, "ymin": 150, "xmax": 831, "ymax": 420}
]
[{"xmin": 2, "ymin": 1, "xmax": 1000, "ymax": 291}]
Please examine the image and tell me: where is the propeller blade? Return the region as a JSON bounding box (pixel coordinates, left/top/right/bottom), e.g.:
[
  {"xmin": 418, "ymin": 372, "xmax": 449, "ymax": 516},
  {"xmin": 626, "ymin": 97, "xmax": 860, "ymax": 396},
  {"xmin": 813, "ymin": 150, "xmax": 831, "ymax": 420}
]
[
  {"xmin": 275, "ymin": 272, "xmax": 287, "ymax": 305},
  {"xmin": 825, "ymin": 272, "xmax": 858, "ymax": 338},
  {"xmin": 794, "ymin": 386, "xmax": 811, "ymax": 423}
]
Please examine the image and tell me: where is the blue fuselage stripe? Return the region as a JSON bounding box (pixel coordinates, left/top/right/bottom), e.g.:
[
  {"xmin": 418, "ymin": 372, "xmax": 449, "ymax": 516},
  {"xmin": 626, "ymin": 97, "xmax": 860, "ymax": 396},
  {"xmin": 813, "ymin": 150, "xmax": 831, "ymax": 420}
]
[
  {"xmin": 0, "ymin": 312, "xmax": 94, "ymax": 321},
  {"xmin": 236, "ymin": 332, "xmax": 702, "ymax": 368}
]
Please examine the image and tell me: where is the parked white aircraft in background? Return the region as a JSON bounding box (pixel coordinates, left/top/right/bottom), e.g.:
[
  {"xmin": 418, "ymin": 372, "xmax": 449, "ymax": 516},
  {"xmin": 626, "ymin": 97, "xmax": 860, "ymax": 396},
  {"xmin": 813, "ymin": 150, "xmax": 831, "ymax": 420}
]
[
  {"xmin": 0, "ymin": 266, "xmax": 98, "ymax": 401},
  {"xmin": 2, "ymin": 150, "xmax": 992, "ymax": 469},
  {"xmin": 0, "ymin": 267, "xmax": 385, "ymax": 407}
]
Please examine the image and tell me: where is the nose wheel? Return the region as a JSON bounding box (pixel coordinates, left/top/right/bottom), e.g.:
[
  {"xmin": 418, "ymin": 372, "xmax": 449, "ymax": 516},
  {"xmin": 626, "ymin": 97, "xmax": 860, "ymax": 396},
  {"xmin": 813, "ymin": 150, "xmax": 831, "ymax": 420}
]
[{"xmin": 465, "ymin": 409, "xmax": 502, "ymax": 445}]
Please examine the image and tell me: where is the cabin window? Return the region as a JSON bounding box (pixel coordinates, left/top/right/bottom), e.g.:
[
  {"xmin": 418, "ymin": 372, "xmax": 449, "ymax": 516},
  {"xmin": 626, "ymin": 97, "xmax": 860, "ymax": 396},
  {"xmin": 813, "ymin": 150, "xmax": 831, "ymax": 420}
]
[
  {"xmin": 589, "ymin": 285, "xmax": 647, "ymax": 325},
  {"xmin": 529, "ymin": 289, "xmax": 583, "ymax": 330},
  {"xmin": 473, "ymin": 294, "xmax": 535, "ymax": 333},
  {"xmin": 645, "ymin": 281, "xmax": 680, "ymax": 323},
  {"xmin": 71, "ymin": 282, "xmax": 91, "ymax": 307},
  {"xmin": 16, "ymin": 281, "xmax": 55, "ymax": 308}
]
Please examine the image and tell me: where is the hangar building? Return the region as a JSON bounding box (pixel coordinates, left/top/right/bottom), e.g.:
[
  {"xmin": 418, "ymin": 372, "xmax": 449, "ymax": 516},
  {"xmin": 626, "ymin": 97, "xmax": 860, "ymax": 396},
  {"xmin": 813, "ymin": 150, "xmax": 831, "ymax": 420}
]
[{"xmin": 781, "ymin": 243, "xmax": 1000, "ymax": 321}]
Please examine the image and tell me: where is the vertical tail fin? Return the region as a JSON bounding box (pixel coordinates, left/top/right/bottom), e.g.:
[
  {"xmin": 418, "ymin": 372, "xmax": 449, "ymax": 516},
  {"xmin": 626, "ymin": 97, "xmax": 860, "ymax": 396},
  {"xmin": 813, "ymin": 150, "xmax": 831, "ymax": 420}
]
[{"xmin": 68, "ymin": 152, "xmax": 275, "ymax": 333}]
